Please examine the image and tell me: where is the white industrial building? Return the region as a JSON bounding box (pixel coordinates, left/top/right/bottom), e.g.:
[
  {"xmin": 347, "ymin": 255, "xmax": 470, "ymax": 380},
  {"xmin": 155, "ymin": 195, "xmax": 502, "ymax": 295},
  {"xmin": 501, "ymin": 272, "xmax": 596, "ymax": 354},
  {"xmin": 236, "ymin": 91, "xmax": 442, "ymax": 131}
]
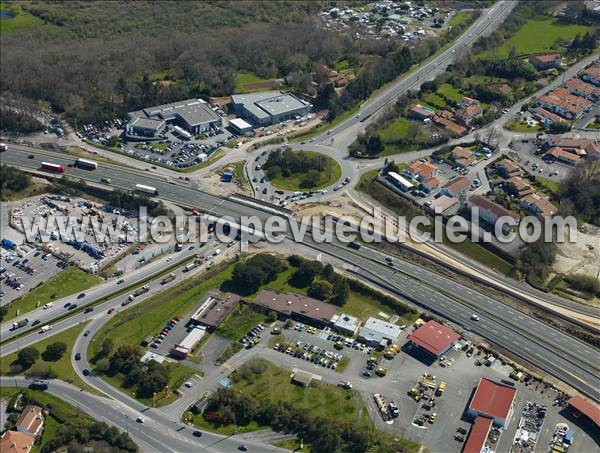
[
  {"xmin": 331, "ymin": 313, "xmax": 360, "ymax": 336},
  {"xmin": 171, "ymin": 326, "xmax": 207, "ymax": 358},
  {"xmin": 229, "ymin": 117, "xmax": 254, "ymax": 135},
  {"xmin": 231, "ymin": 91, "xmax": 312, "ymax": 126},
  {"xmin": 358, "ymin": 317, "xmax": 401, "ymax": 347}
]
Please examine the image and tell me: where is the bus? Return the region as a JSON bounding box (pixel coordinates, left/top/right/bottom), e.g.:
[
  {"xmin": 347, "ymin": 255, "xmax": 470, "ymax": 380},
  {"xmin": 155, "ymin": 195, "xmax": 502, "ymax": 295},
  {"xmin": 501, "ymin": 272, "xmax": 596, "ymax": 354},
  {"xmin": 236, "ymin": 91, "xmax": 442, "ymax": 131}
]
[
  {"xmin": 75, "ymin": 158, "xmax": 98, "ymax": 170},
  {"xmin": 135, "ymin": 184, "xmax": 158, "ymax": 195},
  {"xmin": 41, "ymin": 162, "xmax": 65, "ymax": 173}
]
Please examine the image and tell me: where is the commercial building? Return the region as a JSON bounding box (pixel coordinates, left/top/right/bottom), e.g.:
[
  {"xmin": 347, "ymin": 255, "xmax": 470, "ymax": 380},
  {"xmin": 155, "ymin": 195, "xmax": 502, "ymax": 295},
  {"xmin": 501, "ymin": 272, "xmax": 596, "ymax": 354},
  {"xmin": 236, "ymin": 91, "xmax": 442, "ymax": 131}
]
[
  {"xmin": 386, "ymin": 171, "xmax": 414, "ymax": 191},
  {"xmin": 231, "ymin": 91, "xmax": 312, "ymax": 126},
  {"xmin": 252, "ymin": 290, "xmax": 337, "ymax": 328},
  {"xmin": 229, "ymin": 117, "xmax": 253, "ymax": 135},
  {"xmin": 467, "ymin": 378, "xmax": 517, "ymax": 427},
  {"xmin": 566, "ymin": 395, "xmax": 600, "ymax": 428},
  {"xmin": 358, "ymin": 317, "xmax": 402, "ymax": 347},
  {"xmin": 190, "ymin": 293, "xmax": 240, "ymax": 330},
  {"xmin": 171, "ymin": 326, "xmax": 207, "ymax": 359},
  {"xmin": 463, "ymin": 416, "xmax": 494, "ymax": 453},
  {"xmin": 406, "ymin": 320, "xmax": 460, "ymax": 358},
  {"xmin": 127, "ymin": 98, "xmax": 221, "ymax": 138},
  {"xmin": 331, "ymin": 313, "xmax": 360, "ymax": 336}
]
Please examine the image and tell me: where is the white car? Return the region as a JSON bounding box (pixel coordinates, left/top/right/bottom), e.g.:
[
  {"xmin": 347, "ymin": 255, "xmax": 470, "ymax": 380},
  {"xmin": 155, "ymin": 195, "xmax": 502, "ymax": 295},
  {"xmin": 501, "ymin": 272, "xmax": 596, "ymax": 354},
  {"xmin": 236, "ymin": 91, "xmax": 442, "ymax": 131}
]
[
  {"xmin": 184, "ymin": 381, "xmax": 193, "ymax": 388},
  {"xmin": 471, "ymin": 314, "xmax": 480, "ymax": 321},
  {"xmin": 136, "ymin": 416, "xmax": 145, "ymax": 423},
  {"xmin": 43, "ymin": 303, "xmax": 54, "ymax": 309}
]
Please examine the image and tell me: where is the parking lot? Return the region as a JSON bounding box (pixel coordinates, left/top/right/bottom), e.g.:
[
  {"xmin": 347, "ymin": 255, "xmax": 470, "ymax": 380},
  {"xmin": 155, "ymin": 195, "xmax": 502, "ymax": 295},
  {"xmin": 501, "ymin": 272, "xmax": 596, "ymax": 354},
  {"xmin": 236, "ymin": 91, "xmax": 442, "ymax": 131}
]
[{"xmin": 0, "ymin": 247, "xmax": 63, "ymax": 305}]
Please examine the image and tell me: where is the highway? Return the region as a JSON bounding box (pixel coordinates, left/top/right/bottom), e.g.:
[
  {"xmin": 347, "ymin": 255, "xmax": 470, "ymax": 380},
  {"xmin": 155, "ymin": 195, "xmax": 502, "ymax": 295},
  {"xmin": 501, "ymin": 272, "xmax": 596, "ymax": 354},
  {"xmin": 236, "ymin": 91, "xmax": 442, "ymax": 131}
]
[{"xmin": 2, "ymin": 145, "xmax": 600, "ymax": 402}]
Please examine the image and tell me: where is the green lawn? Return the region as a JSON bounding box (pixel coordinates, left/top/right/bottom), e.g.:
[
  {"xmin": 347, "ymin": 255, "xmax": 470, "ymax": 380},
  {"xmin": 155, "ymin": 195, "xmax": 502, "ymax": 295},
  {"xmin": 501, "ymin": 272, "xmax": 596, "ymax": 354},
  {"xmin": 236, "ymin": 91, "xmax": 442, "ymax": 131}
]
[
  {"xmin": 448, "ymin": 10, "xmax": 474, "ymax": 28},
  {"xmin": 267, "ymin": 150, "xmax": 342, "ymax": 191},
  {"xmin": 4, "ymin": 267, "xmax": 102, "ymax": 322},
  {"xmin": 437, "ymin": 83, "xmax": 464, "ymax": 103},
  {"xmin": 215, "ymin": 303, "xmax": 268, "ymax": 341},
  {"xmin": 233, "ymin": 160, "xmax": 249, "ymax": 188},
  {"xmin": 235, "ymin": 71, "xmax": 281, "ymax": 93},
  {"xmin": 273, "ymin": 438, "xmax": 311, "ymax": 453},
  {"xmin": 290, "ymin": 105, "xmax": 360, "ymax": 142},
  {"xmin": 0, "ymin": 2, "xmax": 52, "ymax": 34},
  {"xmin": 377, "ymin": 117, "xmax": 427, "ymax": 155},
  {"xmin": 423, "ymin": 92, "xmax": 450, "ymax": 109},
  {"xmin": 191, "ymin": 358, "xmax": 373, "ymax": 433},
  {"xmin": 505, "ymin": 119, "xmax": 542, "ymax": 133},
  {"xmin": 481, "ymin": 17, "xmax": 591, "ymax": 58},
  {"xmin": 536, "ymin": 177, "xmax": 561, "ymax": 195},
  {"xmin": 0, "ymin": 323, "xmax": 96, "ymax": 393}
]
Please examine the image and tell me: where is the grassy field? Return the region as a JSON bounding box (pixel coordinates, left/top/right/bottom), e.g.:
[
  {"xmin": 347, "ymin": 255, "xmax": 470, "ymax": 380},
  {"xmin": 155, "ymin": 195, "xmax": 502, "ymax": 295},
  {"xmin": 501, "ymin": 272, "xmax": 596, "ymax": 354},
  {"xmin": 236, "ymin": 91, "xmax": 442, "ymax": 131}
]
[
  {"xmin": 448, "ymin": 10, "xmax": 474, "ymax": 28},
  {"xmin": 0, "ymin": 322, "xmax": 96, "ymax": 393},
  {"xmin": 215, "ymin": 303, "xmax": 268, "ymax": 340},
  {"xmin": 290, "ymin": 105, "xmax": 360, "ymax": 142},
  {"xmin": 191, "ymin": 358, "xmax": 373, "ymax": 434},
  {"xmin": 4, "ymin": 267, "xmax": 102, "ymax": 322},
  {"xmin": 233, "ymin": 160, "xmax": 249, "ymax": 188},
  {"xmin": 235, "ymin": 71, "xmax": 281, "ymax": 93},
  {"xmin": 267, "ymin": 150, "xmax": 342, "ymax": 191},
  {"xmin": 481, "ymin": 17, "xmax": 591, "ymax": 58},
  {"xmin": 505, "ymin": 119, "xmax": 543, "ymax": 133},
  {"xmin": 273, "ymin": 439, "xmax": 311, "ymax": 453},
  {"xmin": 437, "ymin": 83, "xmax": 464, "ymax": 103},
  {"xmin": 377, "ymin": 117, "xmax": 427, "ymax": 155},
  {"xmin": 0, "ymin": 2, "xmax": 51, "ymax": 34}
]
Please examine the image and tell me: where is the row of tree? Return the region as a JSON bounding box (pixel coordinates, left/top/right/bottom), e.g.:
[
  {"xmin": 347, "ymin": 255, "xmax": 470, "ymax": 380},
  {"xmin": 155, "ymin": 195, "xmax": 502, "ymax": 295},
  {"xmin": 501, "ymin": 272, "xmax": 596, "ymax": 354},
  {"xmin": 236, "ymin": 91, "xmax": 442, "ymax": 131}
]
[
  {"xmin": 229, "ymin": 254, "xmax": 287, "ymax": 295},
  {"xmin": 287, "ymin": 255, "xmax": 349, "ymax": 306}
]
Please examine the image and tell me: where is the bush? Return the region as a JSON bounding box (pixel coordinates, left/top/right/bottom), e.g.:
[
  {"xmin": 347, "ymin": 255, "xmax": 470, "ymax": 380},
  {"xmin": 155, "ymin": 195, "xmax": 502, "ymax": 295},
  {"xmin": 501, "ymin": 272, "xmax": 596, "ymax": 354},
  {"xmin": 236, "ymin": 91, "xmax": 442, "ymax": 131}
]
[
  {"xmin": 17, "ymin": 347, "xmax": 39, "ymax": 370},
  {"xmin": 42, "ymin": 342, "xmax": 67, "ymax": 361}
]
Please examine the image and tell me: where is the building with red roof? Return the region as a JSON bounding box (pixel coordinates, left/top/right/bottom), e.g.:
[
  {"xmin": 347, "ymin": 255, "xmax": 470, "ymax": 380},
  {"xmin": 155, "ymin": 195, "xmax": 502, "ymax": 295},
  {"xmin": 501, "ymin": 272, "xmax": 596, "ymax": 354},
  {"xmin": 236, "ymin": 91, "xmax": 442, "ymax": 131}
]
[
  {"xmin": 468, "ymin": 378, "xmax": 517, "ymax": 427},
  {"xmin": 463, "ymin": 416, "xmax": 493, "ymax": 453},
  {"xmin": 567, "ymin": 395, "xmax": 600, "ymax": 428},
  {"xmin": 406, "ymin": 320, "xmax": 460, "ymax": 358}
]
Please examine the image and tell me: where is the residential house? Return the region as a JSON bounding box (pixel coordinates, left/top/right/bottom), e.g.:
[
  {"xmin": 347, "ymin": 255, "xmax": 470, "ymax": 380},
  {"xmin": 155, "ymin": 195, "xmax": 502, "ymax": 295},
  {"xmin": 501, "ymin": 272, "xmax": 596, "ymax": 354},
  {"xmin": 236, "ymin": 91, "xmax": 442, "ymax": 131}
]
[
  {"xmin": 15, "ymin": 406, "xmax": 44, "ymax": 437},
  {"xmin": 432, "ymin": 110, "xmax": 467, "ymax": 136},
  {"xmin": 455, "ymin": 100, "xmax": 482, "ymax": 126},
  {"xmin": 528, "ymin": 53, "xmax": 561, "ymax": 70},
  {"xmin": 505, "ymin": 177, "xmax": 534, "ymax": 198},
  {"xmin": 409, "ymin": 104, "xmax": 435, "ymax": 121},
  {"xmin": 529, "ymin": 107, "xmax": 568, "ymax": 127},
  {"xmin": 469, "ymin": 195, "xmax": 520, "ymax": 229},
  {"xmin": 441, "ymin": 176, "xmax": 471, "ymax": 197},
  {"xmin": 543, "ymin": 135, "xmax": 600, "ymax": 157},
  {"xmin": 544, "ymin": 147, "xmax": 581, "ymax": 165},
  {"xmin": 565, "ymin": 79, "xmax": 600, "ymax": 101},
  {"xmin": 0, "ymin": 431, "xmax": 35, "ymax": 453},
  {"xmin": 538, "ymin": 95, "xmax": 582, "ymax": 120},
  {"xmin": 495, "ymin": 159, "xmax": 523, "ymax": 179},
  {"xmin": 426, "ymin": 195, "xmax": 459, "ymax": 214},
  {"xmin": 520, "ymin": 193, "xmax": 558, "ymax": 218},
  {"xmin": 450, "ymin": 146, "xmax": 476, "ymax": 167},
  {"xmin": 420, "ymin": 176, "xmax": 440, "ymax": 193},
  {"xmin": 550, "ymin": 87, "xmax": 593, "ymax": 111},
  {"xmin": 405, "ymin": 161, "xmax": 438, "ymax": 180},
  {"xmin": 582, "ymin": 65, "xmax": 600, "ymax": 86}
]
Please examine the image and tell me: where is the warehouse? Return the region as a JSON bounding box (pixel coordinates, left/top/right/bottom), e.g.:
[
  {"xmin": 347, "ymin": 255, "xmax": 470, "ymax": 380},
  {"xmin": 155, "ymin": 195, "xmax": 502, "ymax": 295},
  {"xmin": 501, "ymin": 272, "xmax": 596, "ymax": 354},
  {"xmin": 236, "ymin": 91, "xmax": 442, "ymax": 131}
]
[
  {"xmin": 331, "ymin": 313, "xmax": 360, "ymax": 336},
  {"xmin": 406, "ymin": 320, "xmax": 460, "ymax": 359},
  {"xmin": 252, "ymin": 289, "xmax": 337, "ymax": 328},
  {"xmin": 231, "ymin": 91, "xmax": 312, "ymax": 126},
  {"xmin": 190, "ymin": 293, "xmax": 240, "ymax": 330},
  {"xmin": 170, "ymin": 326, "xmax": 207, "ymax": 359},
  {"xmin": 467, "ymin": 378, "xmax": 517, "ymax": 427},
  {"xmin": 358, "ymin": 317, "xmax": 401, "ymax": 347},
  {"xmin": 127, "ymin": 98, "xmax": 222, "ymax": 138},
  {"xmin": 229, "ymin": 117, "xmax": 254, "ymax": 135}
]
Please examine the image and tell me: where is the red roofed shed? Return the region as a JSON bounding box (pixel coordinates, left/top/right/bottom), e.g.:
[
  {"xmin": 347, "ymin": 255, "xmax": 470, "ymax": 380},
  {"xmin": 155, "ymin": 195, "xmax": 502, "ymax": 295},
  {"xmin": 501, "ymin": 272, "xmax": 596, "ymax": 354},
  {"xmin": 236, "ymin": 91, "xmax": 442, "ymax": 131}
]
[
  {"xmin": 567, "ymin": 395, "xmax": 600, "ymax": 427},
  {"xmin": 463, "ymin": 416, "xmax": 493, "ymax": 453},
  {"xmin": 468, "ymin": 378, "xmax": 517, "ymax": 427},
  {"xmin": 407, "ymin": 320, "xmax": 460, "ymax": 358}
]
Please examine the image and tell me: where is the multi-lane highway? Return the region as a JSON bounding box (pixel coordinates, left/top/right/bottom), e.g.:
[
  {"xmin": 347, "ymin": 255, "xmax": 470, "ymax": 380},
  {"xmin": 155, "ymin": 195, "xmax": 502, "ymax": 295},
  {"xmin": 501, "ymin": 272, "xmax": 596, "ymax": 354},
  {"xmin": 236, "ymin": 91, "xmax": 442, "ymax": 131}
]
[{"xmin": 2, "ymin": 145, "xmax": 599, "ymax": 403}]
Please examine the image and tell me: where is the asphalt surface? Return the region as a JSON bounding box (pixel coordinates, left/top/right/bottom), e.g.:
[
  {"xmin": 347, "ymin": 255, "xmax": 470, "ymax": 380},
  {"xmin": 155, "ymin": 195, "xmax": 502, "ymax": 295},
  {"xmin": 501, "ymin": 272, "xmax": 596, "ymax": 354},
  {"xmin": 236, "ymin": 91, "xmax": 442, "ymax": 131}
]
[{"xmin": 2, "ymin": 146, "xmax": 599, "ymax": 403}]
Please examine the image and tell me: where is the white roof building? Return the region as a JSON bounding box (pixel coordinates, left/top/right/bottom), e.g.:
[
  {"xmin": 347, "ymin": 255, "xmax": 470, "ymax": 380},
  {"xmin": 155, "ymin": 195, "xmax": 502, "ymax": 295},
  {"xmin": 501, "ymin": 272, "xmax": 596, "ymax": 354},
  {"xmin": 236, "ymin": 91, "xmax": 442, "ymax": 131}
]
[
  {"xmin": 358, "ymin": 317, "xmax": 401, "ymax": 346},
  {"xmin": 331, "ymin": 313, "xmax": 360, "ymax": 336}
]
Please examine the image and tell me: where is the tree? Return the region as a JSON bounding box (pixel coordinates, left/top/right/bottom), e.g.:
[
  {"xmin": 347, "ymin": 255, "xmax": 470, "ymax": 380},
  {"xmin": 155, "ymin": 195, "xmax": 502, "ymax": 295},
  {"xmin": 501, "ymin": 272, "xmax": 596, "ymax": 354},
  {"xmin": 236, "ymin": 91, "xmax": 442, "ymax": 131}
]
[
  {"xmin": 101, "ymin": 338, "xmax": 114, "ymax": 357},
  {"xmin": 302, "ymin": 169, "xmax": 322, "ymax": 188},
  {"xmin": 365, "ymin": 135, "xmax": 384, "ymax": 155},
  {"xmin": 17, "ymin": 347, "xmax": 39, "ymax": 369},
  {"xmin": 0, "ymin": 305, "xmax": 7, "ymax": 322},
  {"xmin": 95, "ymin": 358, "xmax": 110, "ymax": 373},
  {"xmin": 308, "ymin": 279, "xmax": 333, "ymax": 300},
  {"xmin": 292, "ymin": 260, "xmax": 323, "ymax": 287},
  {"xmin": 42, "ymin": 342, "xmax": 67, "ymax": 361}
]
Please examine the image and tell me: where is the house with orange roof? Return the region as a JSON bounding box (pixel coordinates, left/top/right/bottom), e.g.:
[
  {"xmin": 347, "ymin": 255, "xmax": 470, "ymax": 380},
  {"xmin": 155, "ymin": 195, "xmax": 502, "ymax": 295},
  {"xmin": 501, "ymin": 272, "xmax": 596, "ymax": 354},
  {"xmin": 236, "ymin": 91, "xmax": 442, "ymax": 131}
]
[
  {"xmin": 505, "ymin": 177, "xmax": 534, "ymax": 199},
  {"xmin": 582, "ymin": 65, "xmax": 600, "ymax": 86},
  {"xmin": 0, "ymin": 431, "xmax": 35, "ymax": 453},
  {"xmin": 544, "ymin": 147, "xmax": 581, "ymax": 165},
  {"xmin": 450, "ymin": 146, "xmax": 476, "ymax": 167},
  {"xmin": 455, "ymin": 104, "xmax": 482, "ymax": 126},
  {"xmin": 520, "ymin": 193, "xmax": 558, "ymax": 218},
  {"xmin": 405, "ymin": 161, "xmax": 438, "ymax": 180},
  {"xmin": 550, "ymin": 87, "xmax": 593, "ymax": 110},
  {"xmin": 528, "ymin": 53, "xmax": 561, "ymax": 70},
  {"xmin": 538, "ymin": 95, "xmax": 582, "ymax": 119},
  {"xmin": 566, "ymin": 78, "xmax": 600, "ymax": 101},
  {"xmin": 441, "ymin": 176, "xmax": 471, "ymax": 197},
  {"xmin": 432, "ymin": 110, "xmax": 467, "ymax": 136},
  {"xmin": 15, "ymin": 406, "xmax": 44, "ymax": 437}
]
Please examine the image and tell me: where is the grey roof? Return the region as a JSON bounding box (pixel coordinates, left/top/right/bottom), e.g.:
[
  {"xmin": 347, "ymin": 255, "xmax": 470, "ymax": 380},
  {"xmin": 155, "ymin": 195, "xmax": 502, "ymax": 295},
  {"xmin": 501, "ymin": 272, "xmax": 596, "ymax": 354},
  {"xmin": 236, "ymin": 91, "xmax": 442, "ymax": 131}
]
[
  {"xmin": 231, "ymin": 91, "xmax": 311, "ymax": 120},
  {"xmin": 129, "ymin": 99, "xmax": 219, "ymax": 128},
  {"xmin": 130, "ymin": 116, "xmax": 166, "ymax": 131},
  {"xmin": 333, "ymin": 313, "xmax": 359, "ymax": 332},
  {"xmin": 359, "ymin": 317, "xmax": 401, "ymax": 343}
]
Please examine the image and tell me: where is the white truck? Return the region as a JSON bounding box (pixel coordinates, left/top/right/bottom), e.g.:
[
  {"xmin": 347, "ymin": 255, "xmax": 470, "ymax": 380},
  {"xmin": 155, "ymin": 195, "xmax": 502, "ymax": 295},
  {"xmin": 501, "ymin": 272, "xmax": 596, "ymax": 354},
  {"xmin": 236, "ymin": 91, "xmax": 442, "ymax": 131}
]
[
  {"xmin": 40, "ymin": 325, "xmax": 52, "ymax": 333},
  {"xmin": 135, "ymin": 184, "xmax": 158, "ymax": 195}
]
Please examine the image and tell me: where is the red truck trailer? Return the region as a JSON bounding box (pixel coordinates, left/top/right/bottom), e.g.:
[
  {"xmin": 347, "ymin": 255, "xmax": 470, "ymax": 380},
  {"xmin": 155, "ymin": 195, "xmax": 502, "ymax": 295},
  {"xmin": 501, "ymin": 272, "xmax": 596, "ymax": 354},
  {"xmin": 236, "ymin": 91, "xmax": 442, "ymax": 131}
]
[{"xmin": 41, "ymin": 162, "xmax": 65, "ymax": 173}]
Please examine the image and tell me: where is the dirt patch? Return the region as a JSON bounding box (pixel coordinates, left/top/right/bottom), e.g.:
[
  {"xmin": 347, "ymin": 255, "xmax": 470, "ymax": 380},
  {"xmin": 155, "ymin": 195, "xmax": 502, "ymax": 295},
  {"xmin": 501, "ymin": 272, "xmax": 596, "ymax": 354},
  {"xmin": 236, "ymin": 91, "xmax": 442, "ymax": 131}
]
[{"xmin": 554, "ymin": 223, "xmax": 600, "ymax": 279}]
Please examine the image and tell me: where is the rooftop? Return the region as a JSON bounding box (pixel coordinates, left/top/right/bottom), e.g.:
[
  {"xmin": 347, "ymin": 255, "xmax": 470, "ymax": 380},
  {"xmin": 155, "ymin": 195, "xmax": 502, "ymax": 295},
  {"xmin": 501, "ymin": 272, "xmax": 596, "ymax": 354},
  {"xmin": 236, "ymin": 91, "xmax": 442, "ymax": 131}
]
[
  {"xmin": 469, "ymin": 195, "xmax": 520, "ymax": 221},
  {"xmin": 16, "ymin": 405, "xmax": 44, "ymax": 436},
  {"xmin": 359, "ymin": 317, "xmax": 402, "ymax": 343},
  {"xmin": 191, "ymin": 293, "xmax": 240, "ymax": 328},
  {"xmin": 469, "ymin": 378, "xmax": 517, "ymax": 421},
  {"xmin": 130, "ymin": 116, "xmax": 166, "ymax": 131},
  {"xmin": 232, "ymin": 91, "xmax": 311, "ymax": 121},
  {"xmin": 254, "ymin": 290, "xmax": 337, "ymax": 324},
  {"xmin": 407, "ymin": 320, "xmax": 460, "ymax": 356},
  {"xmin": 442, "ymin": 176, "xmax": 471, "ymax": 193},
  {"xmin": 0, "ymin": 431, "xmax": 34, "ymax": 453},
  {"xmin": 130, "ymin": 98, "xmax": 219, "ymax": 128},
  {"xmin": 332, "ymin": 313, "xmax": 359, "ymax": 332},
  {"xmin": 463, "ymin": 416, "xmax": 493, "ymax": 453},
  {"xmin": 567, "ymin": 395, "xmax": 600, "ymax": 427}
]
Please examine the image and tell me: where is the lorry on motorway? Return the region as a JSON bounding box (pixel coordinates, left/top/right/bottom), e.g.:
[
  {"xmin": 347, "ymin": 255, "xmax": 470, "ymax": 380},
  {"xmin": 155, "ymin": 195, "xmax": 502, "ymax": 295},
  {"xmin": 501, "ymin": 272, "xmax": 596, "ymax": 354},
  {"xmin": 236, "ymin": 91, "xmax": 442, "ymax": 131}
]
[
  {"xmin": 161, "ymin": 273, "xmax": 176, "ymax": 284},
  {"xmin": 29, "ymin": 379, "xmax": 49, "ymax": 390},
  {"xmin": 135, "ymin": 184, "xmax": 158, "ymax": 195},
  {"xmin": 40, "ymin": 325, "xmax": 52, "ymax": 333},
  {"xmin": 41, "ymin": 162, "xmax": 65, "ymax": 173},
  {"xmin": 184, "ymin": 262, "xmax": 198, "ymax": 272},
  {"xmin": 75, "ymin": 158, "xmax": 98, "ymax": 170},
  {"xmin": 0, "ymin": 143, "xmax": 7, "ymax": 151},
  {"xmin": 11, "ymin": 318, "xmax": 29, "ymax": 330},
  {"xmin": 134, "ymin": 285, "xmax": 150, "ymax": 296}
]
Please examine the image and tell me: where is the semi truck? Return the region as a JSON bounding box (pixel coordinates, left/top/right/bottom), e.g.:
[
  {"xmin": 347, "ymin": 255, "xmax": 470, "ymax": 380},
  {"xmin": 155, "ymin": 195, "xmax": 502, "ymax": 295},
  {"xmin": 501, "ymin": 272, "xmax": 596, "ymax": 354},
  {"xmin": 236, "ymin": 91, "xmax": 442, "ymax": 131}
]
[
  {"xmin": 75, "ymin": 158, "xmax": 98, "ymax": 170},
  {"xmin": 161, "ymin": 273, "xmax": 176, "ymax": 284},
  {"xmin": 184, "ymin": 262, "xmax": 198, "ymax": 272},
  {"xmin": 134, "ymin": 285, "xmax": 150, "ymax": 296},
  {"xmin": 41, "ymin": 162, "xmax": 65, "ymax": 173},
  {"xmin": 11, "ymin": 319, "xmax": 29, "ymax": 330},
  {"xmin": 135, "ymin": 184, "xmax": 158, "ymax": 195}
]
